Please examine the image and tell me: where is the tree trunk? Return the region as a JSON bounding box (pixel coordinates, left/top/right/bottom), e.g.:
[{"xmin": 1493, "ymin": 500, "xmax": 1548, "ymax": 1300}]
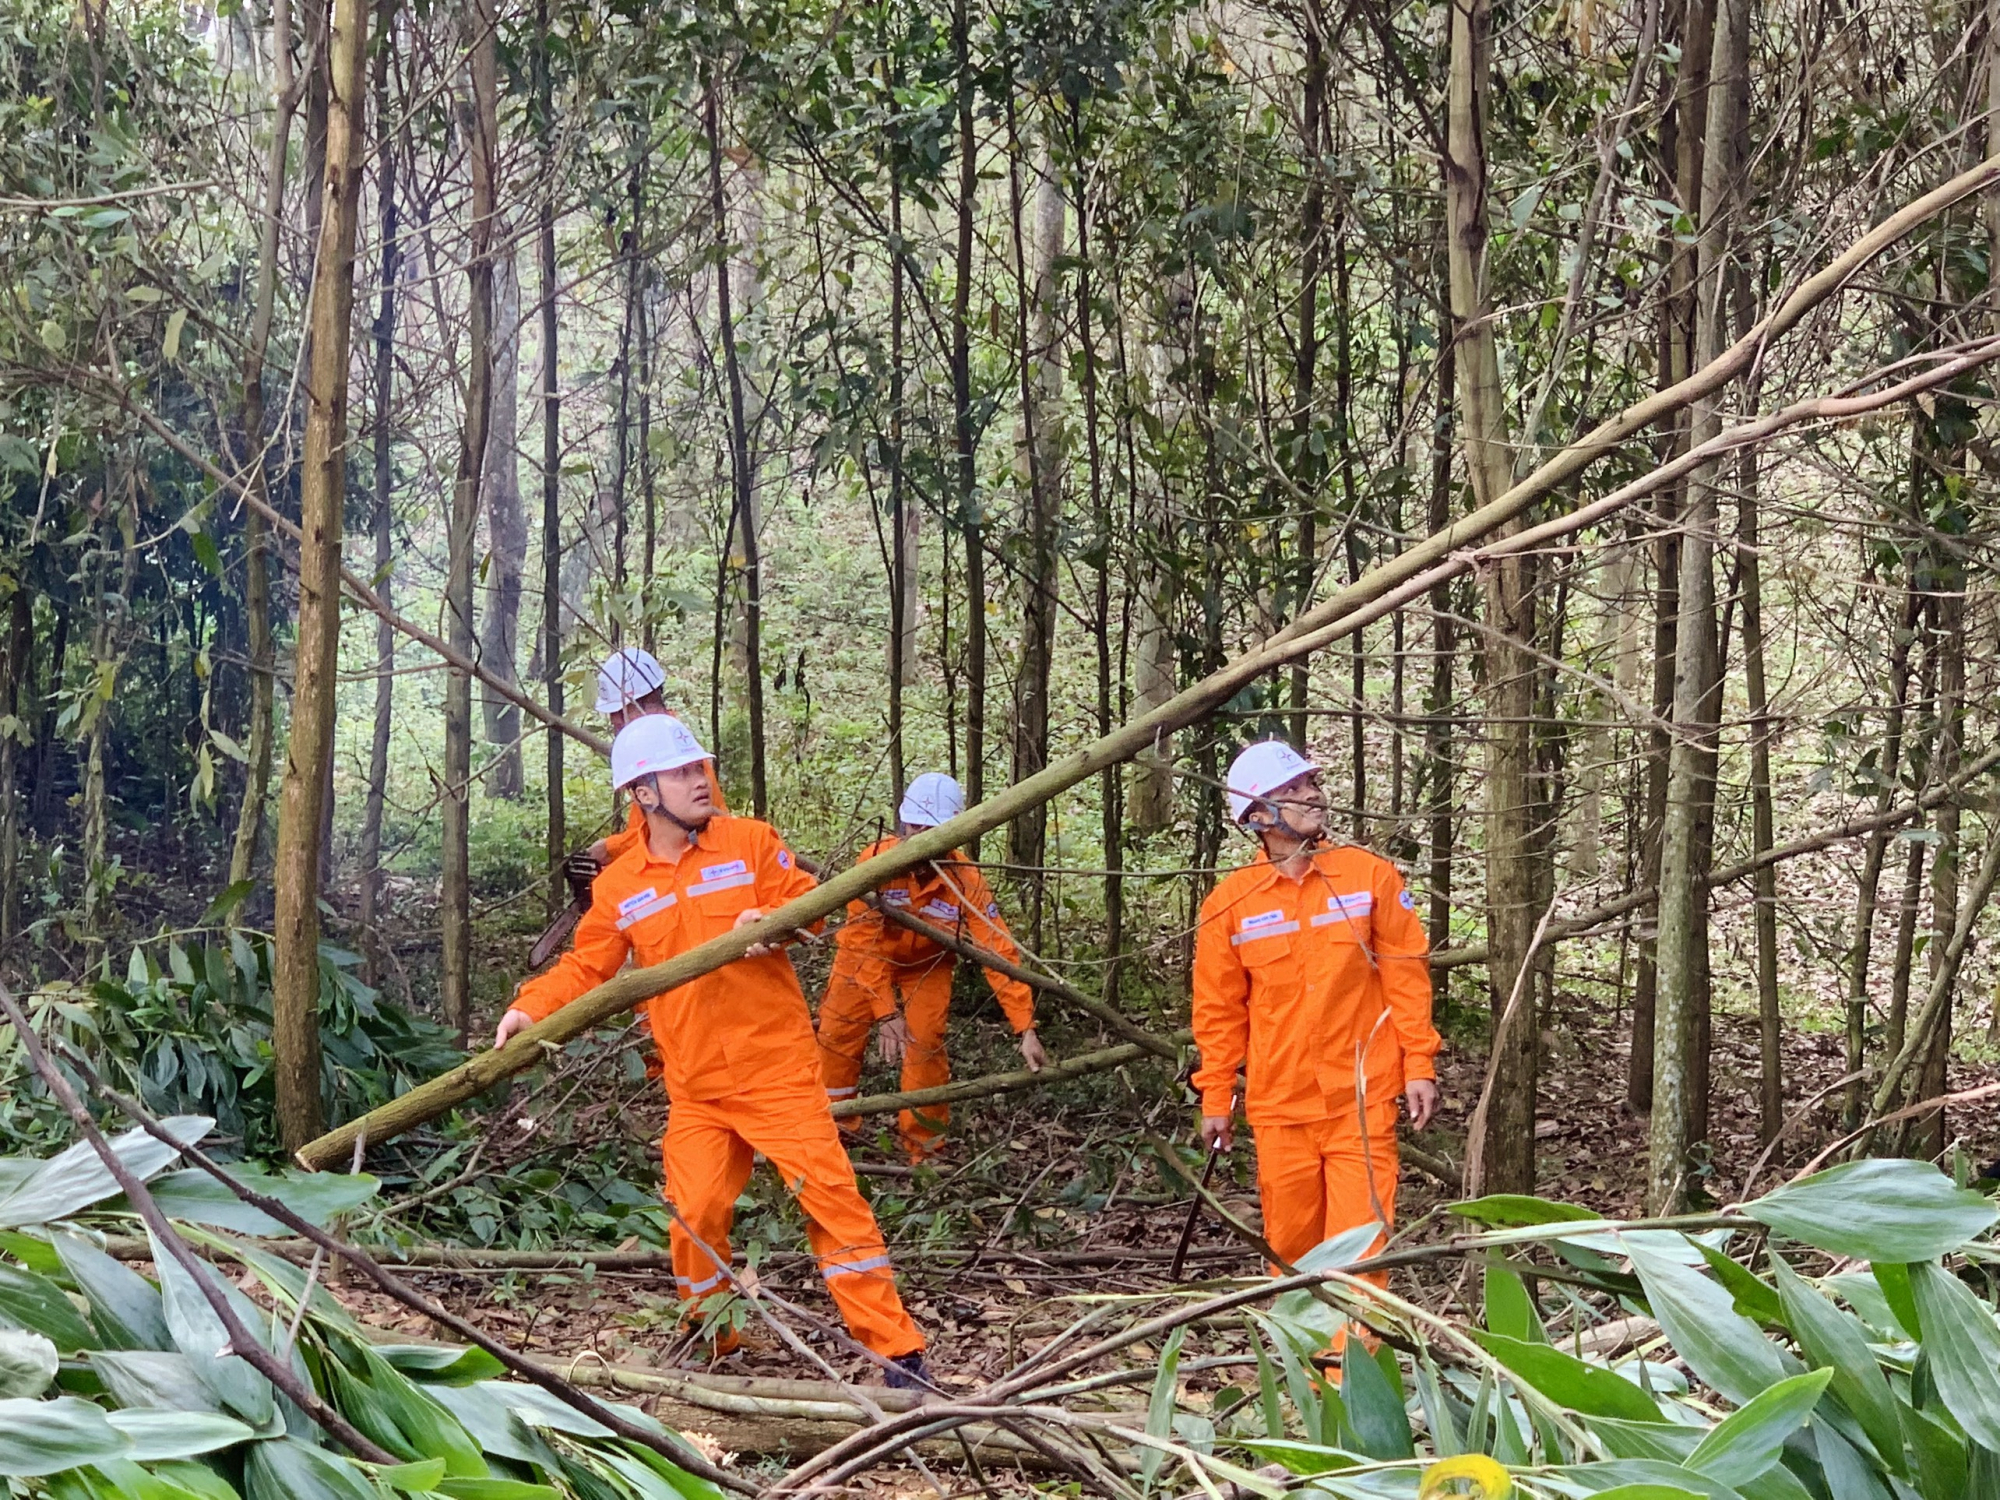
[
  {"xmin": 442, "ymin": 0, "xmax": 498, "ymax": 1039},
  {"xmin": 1446, "ymin": 0, "xmax": 1538, "ymax": 1195},
  {"xmin": 1425, "ymin": 305, "xmax": 1457, "ymax": 957},
  {"xmin": 1736, "ymin": 442, "xmax": 1781, "ymax": 1142},
  {"xmin": 1008, "ymin": 113, "xmax": 1065, "ymax": 884},
  {"xmin": 887, "ymin": 151, "xmax": 908, "ymax": 798},
  {"xmin": 536, "ymin": 0, "xmax": 565, "ymax": 919},
  {"xmin": 1915, "ymin": 583, "xmax": 1966, "ymax": 1155},
  {"xmin": 358, "ymin": 0, "xmax": 399, "ymax": 981},
  {"xmin": 480, "ymin": 242, "xmax": 526, "ymax": 800},
  {"xmin": 952, "ymin": 0, "xmax": 986, "ymax": 849},
  {"xmin": 0, "ymin": 587, "xmax": 26, "ymax": 943},
  {"xmin": 708, "ymin": 79, "xmax": 766, "ymax": 816},
  {"xmin": 1288, "ymin": 2, "xmax": 1327, "ymax": 747},
  {"xmin": 271, "ymin": 0, "xmax": 369, "ymax": 1154},
  {"xmin": 1647, "ymin": 0, "xmax": 1742, "ymax": 1213},
  {"xmin": 227, "ymin": 0, "xmax": 303, "ymax": 893}
]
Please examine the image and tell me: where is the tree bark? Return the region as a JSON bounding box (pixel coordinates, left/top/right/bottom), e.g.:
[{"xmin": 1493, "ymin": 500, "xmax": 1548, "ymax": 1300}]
[
  {"xmin": 952, "ymin": 0, "xmax": 986, "ymax": 848},
  {"xmin": 1288, "ymin": 1, "xmax": 1327, "ymax": 747},
  {"xmin": 442, "ymin": 0, "xmax": 499, "ymax": 1039},
  {"xmin": 271, "ymin": 0, "xmax": 369, "ymax": 1154},
  {"xmin": 480, "ymin": 243, "xmax": 527, "ymax": 800},
  {"xmin": 226, "ymin": 0, "xmax": 303, "ymax": 892},
  {"xmin": 1736, "ymin": 441, "xmax": 1782, "ymax": 1142},
  {"xmin": 0, "ymin": 587, "xmax": 26, "ymax": 943},
  {"xmin": 1424, "ymin": 303, "xmax": 1456, "ymax": 957},
  {"xmin": 358, "ymin": 0, "xmax": 399, "ymax": 981},
  {"xmin": 1915, "ymin": 582, "xmax": 1966, "ymax": 1154},
  {"xmin": 1445, "ymin": 0, "xmax": 1539, "ymax": 1194},
  {"xmin": 536, "ymin": 0, "xmax": 565, "ymax": 918}
]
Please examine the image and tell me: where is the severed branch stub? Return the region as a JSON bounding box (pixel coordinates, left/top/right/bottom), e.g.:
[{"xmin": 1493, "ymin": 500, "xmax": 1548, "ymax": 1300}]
[{"xmin": 0, "ymin": 984, "xmax": 398, "ymax": 1464}]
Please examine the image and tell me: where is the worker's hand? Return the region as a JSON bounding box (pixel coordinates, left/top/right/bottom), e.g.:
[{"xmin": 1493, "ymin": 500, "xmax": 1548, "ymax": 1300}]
[
  {"xmin": 492, "ymin": 1008, "xmax": 535, "ymax": 1050},
  {"xmin": 876, "ymin": 1014, "xmax": 912, "ymax": 1064},
  {"xmin": 1404, "ymin": 1079, "xmax": 1440, "ymax": 1132},
  {"xmin": 587, "ymin": 838, "xmax": 611, "ymax": 865},
  {"xmin": 733, "ymin": 907, "xmax": 784, "ymax": 957},
  {"xmin": 563, "ymin": 849, "xmax": 601, "ymax": 905},
  {"xmin": 1017, "ymin": 1027, "xmax": 1047, "ymax": 1073},
  {"xmin": 1199, "ymin": 1115, "xmax": 1234, "ymax": 1153}
]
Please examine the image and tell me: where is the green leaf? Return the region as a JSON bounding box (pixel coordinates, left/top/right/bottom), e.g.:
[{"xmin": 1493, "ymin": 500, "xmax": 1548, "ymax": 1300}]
[
  {"xmin": 1908, "ymin": 1261, "xmax": 2000, "ymax": 1451},
  {"xmin": 0, "ymin": 1261, "xmax": 96, "ymax": 1352},
  {"xmin": 1474, "ymin": 1331, "xmax": 1667, "ymax": 1423},
  {"xmin": 1231, "ymin": 1438, "xmax": 1360, "ymax": 1475},
  {"xmin": 162, "ymin": 307, "xmax": 186, "ymax": 360},
  {"xmin": 152, "ymin": 1459, "xmax": 248, "ymax": 1500},
  {"xmin": 1340, "ymin": 1334, "xmax": 1413, "ymax": 1460},
  {"xmin": 0, "ymin": 1230, "xmax": 66, "ymax": 1276},
  {"xmin": 376, "ymin": 1459, "xmax": 447, "ymax": 1493},
  {"xmin": 1449, "ymin": 1195, "xmax": 1600, "ymax": 1228},
  {"xmin": 1745, "ymin": 1160, "xmax": 1998, "ymax": 1261},
  {"xmin": 105, "ymin": 1410, "xmax": 254, "ymax": 1461},
  {"xmin": 147, "ymin": 1228, "xmax": 275, "ymax": 1428},
  {"xmin": 1555, "ymin": 1459, "xmax": 1746, "ymax": 1498},
  {"xmin": 1812, "ymin": 1423, "xmax": 1894, "ymax": 1500},
  {"xmin": 243, "ymin": 1436, "xmax": 379, "ymax": 1500},
  {"xmin": 424, "ymin": 1384, "xmax": 562, "ymax": 1468},
  {"xmin": 1686, "ymin": 1369, "xmax": 1832, "ymax": 1487},
  {"xmin": 200, "ymin": 880, "xmax": 255, "ymax": 923},
  {"xmin": 143, "ymin": 1167, "xmax": 379, "ymax": 1236},
  {"xmin": 1696, "ymin": 1245, "xmax": 1784, "ymax": 1329},
  {"xmin": 1589, "ymin": 1489, "xmax": 1708, "ymax": 1500},
  {"xmin": 0, "ymin": 1395, "xmax": 129, "ymax": 1476},
  {"xmin": 1626, "ymin": 1242, "xmax": 1791, "ymax": 1406},
  {"xmin": 350, "ymin": 1342, "xmax": 488, "ymax": 1476},
  {"xmin": 435, "ymin": 1482, "xmax": 562, "ymax": 1500},
  {"xmin": 1484, "ymin": 1263, "xmax": 1546, "ymax": 1343},
  {"xmin": 373, "ymin": 1343, "xmax": 507, "ymax": 1386},
  {"xmin": 53, "ymin": 1233, "xmax": 171, "ymax": 1351},
  {"xmin": 1768, "ymin": 1256, "xmax": 1901, "ymax": 1471},
  {"xmin": 1870, "ymin": 1263, "xmax": 1920, "ymax": 1340},
  {"xmin": 89, "ymin": 1351, "xmax": 225, "ymax": 1413},
  {"xmin": 1139, "ymin": 1323, "xmax": 1184, "ymax": 1483},
  {"xmin": 0, "ymin": 1118, "xmax": 214, "ymax": 1228},
  {"xmin": 0, "ymin": 1327, "xmax": 57, "ymax": 1396}
]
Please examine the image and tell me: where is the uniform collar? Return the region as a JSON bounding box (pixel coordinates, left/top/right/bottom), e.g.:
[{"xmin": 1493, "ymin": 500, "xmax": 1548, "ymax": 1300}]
[{"xmin": 1243, "ymin": 843, "xmax": 1343, "ymax": 891}]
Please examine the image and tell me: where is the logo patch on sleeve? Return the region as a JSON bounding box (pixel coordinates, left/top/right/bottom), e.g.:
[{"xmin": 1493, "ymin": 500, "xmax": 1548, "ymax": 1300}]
[
  {"xmin": 986, "ymin": 902, "xmax": 1000, "ymax": 919},
  {"xmin": 1400, "ymin": 889, "xmax": 1416, "ymax": 910},
  {"xmin": 778, "ymin": 849, "xmax": 792, "ymax": 869}
]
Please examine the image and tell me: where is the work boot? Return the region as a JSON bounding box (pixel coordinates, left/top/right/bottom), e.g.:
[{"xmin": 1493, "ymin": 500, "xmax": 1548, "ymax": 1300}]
[{"xmin": 883, "ymin": 1351, "xmax": 934, "ymax": 1392}]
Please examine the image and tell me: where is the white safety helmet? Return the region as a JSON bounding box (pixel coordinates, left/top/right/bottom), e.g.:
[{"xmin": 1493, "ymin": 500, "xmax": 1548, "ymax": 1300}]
[
  {"xmin": 611, "ymin": 714, "xmax": 710, "ymax": 792},
  {"xmin": 595, "ymin": 647, "xmax": 667, "ymax": 715},
  {"xmin": 898, "ymin": 771, "xmax": 966, "ymax": 829},
  {"xmin": 1225, "ymin": 740, "xmax": 1317, "ymax": 825}
]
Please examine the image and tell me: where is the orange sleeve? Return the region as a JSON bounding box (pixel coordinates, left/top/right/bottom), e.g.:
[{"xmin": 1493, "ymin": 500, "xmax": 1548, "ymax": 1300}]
[
  {"xmin": 602, "ymin": 802, "xmax": 646, "ymax": 860},
  {"xmin": 1373, "ymin": 860, "xmax": 1439, "ymax": 1083},
  {"xmin": 956, "ymin": 866, "xmax": 1036, "ymax": 1032},
  {"xmin": 512, "ymin": 893, "xmax": 632, "ymax": 1022},
  {"xmin": 1190, "ymin": 885, "xmax": 1249, "ymax": 1118}
]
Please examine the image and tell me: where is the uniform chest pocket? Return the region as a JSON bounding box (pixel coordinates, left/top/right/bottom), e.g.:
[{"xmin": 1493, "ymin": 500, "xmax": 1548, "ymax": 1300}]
[
  {"xmin": 1230, "ymin": 910, "xmax": 1300, "ymax": 970},
  {"xmin": 614, "ymin": 887, "xmax": 680, "ymax": 947},
  {"xmin": 686, "ymin": 858, "xmax": 759, "ymax": 931},
  {"xmin": 1308, "ymin": 892, "xmax": 1375, "ymax": 947}
]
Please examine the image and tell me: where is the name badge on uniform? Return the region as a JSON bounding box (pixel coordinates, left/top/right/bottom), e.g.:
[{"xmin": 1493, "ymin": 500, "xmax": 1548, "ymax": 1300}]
[
  {"xmin": 615, "ymin": 887, "xmax": 677, "ymax": 930},
  {"xmin": 1310, "ymin": 891, "xmax": 1374, "ymax": 928},
  {"xmin": 1231, "ymin": 908, "xmax": 1298, "ymax": 945},
  {"xmin": 920, "ymin": 899, "xmax": 959, "ymax": 923},
  {"xmin": 883, "ymin": 888, "xmax": 913, "ymax": 907},
  {"xmin": 689, "ymin": 859, "xmax": 755, "ymax": 897}
]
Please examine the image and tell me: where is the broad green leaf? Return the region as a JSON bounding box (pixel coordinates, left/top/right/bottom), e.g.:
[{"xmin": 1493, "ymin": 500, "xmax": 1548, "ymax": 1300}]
[
  {"xmin": 1824, "ymin": 1271, "xmax": 1910, "ymax": 1339},
  {"xmin": 1473, "ymin": 1331, "xmax": 1667, "ymax": 1423},
  {"xmin": 1746, "ymin": 1160, "xmax": 1998, "ymax": 1262},
  {"xmin": 1555, "ymin": 1459, "xmax": 1746, "ymax": 1498},
  {"xmin": 1902, "ymin": 1400, "xmax": 1968, "ymax": 1500},
  {"xmin": 1586, "ymin": 1416, "xmax": 1699, "ymax": 1464},
  {"xmin": 1232, "ymin": 1437, "xmax": 1362, "ymax": 1475},
  {"xmin": 153, "ymin": 1459, "xmax": 248, "ymax": 1500},
  {"xmin": 1870, "ymin": 1262, "xmax": 1919, "ymax": 1339},
  {"xmin": 68, "ymin": 1457, "xmax": 220, "ymax": 1500},
  {"xmin": 1340, "ymin": 1334, "xmax": 1413, "ymax": 1460},
  {"xmin": 1484, "ymin": 1264, "xmax": 1546, "ymax": 1343},
  {"xmin": 162, "ymin": 307, "xmax": 186, "ymax": 360},
  {"xmin": 0, "ymin": 1118, "xmax": 213, "ymax": 1228},
  {"xmin": 1908, "ymin": 1261, "xmax": 2000, "ymax": 1451},
  {"xmin": 1811, "ymin": 1424, "xmax": 1893, "ymax": 1500},
  {"xmin": 1769, "ymin": 1255, "xmax": 1901, "ymax": 1470},
  {"xmin": 0, "ymin": 1395, "xmax": 129, "ymax": 1476},
  {"xmin": 53, "ymin": 1233, "xmax": 171, "ymax": 1351},
  {"xmin": 142, "ymin": 1168, "xmax": 379, "ymax": 1237},
  {"xmin": 376, "ymin": 1459, "xmax": 447, "ymax": 1494},
  {"xmin": 1686, "ymin": 1369, "xmax": 1832, "ymax": 1487},
  {"xmin": 1416, "ymin": 1357, "xmax": 1464, "ymax": 1458},
  {"xmin": 1250, "ymin": 1328, "xmax": 1286, "ymax": 1440},
  {"xmin": 1140, "ymin": 1323, "xmax": 1184, "ymax": 1484},
  {"xmin": 350, "ymin": 1342, "xmax": 488, "ymax": 1476},
  {"xmin": 435, "ymin": 1482, "xmax": 562, "ymax": 1500},
  {"xmin": 0, "ymin": 1261, "xmax": 96, "ymax": 1351},
  {"xmin": 1696, "ymin": 1246, "xmax": 1783, "ymax": 1330},
  {"xmin": 1588, "ymin": 1489, "xmax": 1706, "ymax": 1499},
  {"xmin": 424, "ymin": 1384, "xmax": 562, "ymax": 1468},
  {"xmin": 0, "ymin": 1327, "xmax": 57, "ymax": 1396},
  {"xmin": 373, "ymin": 1342, "xmax": 507, "ymax": 1386},
  {"xmin": 105, "ymin": 1410, "xmax": 254, "ymax": 1461},
  {"xmin": 89, "ymin": 1351, "xmax": 225, "ymax": 1413},
  {"xmin": 242, "ymin": 1436, "xmax": 378, "ymax": 1500},
  {"xmin": 147, "ymin": 1228, "xmax": 274, "ymax": 1427},
  {"xmin": 1298, "ymin": 1222, "xmax": 1389, "ymax": 1272},
  {"xmin": 1626, "ymin": 1243, "xmax": 1791, "ymax": 1406},
  {"xmin": 0, "ymin": 1230, "xmax": 66, "ymax": 1275},
  {"xmin": 1450, "ymin": 1195, "xmax": 1599, "ymax": 1228}
]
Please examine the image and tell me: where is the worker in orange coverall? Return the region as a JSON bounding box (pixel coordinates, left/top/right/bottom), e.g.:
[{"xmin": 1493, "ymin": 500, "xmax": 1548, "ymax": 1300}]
[
  {"xmin": 1192, "ymin": 740, "xmax": 1440, "ymax": 1290},
  {"xmin": 817, "ymin": 772, "xmax": 1048, "ymax": 1160},
  {"xmin": 496, "ymin": 715, "xmax": 929, "ymax": 1386}
]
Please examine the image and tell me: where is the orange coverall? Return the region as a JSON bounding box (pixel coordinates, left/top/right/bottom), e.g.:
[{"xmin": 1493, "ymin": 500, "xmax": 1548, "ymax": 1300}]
[
  {"xmin": 513, "ymin": 815, "xmax": 923, "ymax": 1359},
  {"xmin": 1192, "ymin": 845, "xmax": 1438, "ymax": 1282},
  {"xmin": 817, "ymin": 837, "xmax": 1036, "ymax": 1158}
]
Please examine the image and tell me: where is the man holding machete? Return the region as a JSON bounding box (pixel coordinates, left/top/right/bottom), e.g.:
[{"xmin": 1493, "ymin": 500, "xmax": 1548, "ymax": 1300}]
[{"xmin": 1191, "ymin": 740, "xmax": 1440, "ymax": 1292}]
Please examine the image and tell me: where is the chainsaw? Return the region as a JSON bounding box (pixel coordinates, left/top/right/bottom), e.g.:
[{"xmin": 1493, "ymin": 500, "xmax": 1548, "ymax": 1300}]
[{"xmin": 528, "ymin": 850, "xmax": 603, "ymax": 969}]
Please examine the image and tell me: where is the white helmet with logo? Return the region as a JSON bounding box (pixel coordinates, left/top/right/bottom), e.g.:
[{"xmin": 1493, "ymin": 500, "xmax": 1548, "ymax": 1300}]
[
  {"xmin": 611, "ymin": 714, "xmax": 710, "ymax": 791},
  {"xmin": 595, "ymin": 647, "xmax": 668, "ymax": 715},
  {"xmin": 898, "ymin": 771, "xmax": 966, "ymax": 829},
  {"xmin": 1225, "ymin": 740, "xmax": 1317, "ymax": 824}
]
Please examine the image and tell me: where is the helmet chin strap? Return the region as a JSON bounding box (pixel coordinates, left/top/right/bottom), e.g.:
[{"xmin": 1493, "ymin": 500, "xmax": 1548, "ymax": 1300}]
[
  {"xmin": 1255, "ymin": 794, "xmax": 1324, "ymax": 852},
  {"xmin": 639, "ymin": 772, "xmax": 710, "ymax": 840}
]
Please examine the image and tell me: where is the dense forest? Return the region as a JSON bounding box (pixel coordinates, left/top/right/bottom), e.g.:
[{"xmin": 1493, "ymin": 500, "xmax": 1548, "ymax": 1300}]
[{"xmin": 8, "ymin": 0, "xmax": 2000, "ymax": 1492}]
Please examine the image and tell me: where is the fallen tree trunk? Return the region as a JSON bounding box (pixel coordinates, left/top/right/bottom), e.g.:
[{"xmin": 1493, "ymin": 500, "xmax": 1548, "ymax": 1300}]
[
  {"xmin": 299, "ymin": 156, "xmax": 2000, "ymax": 1171},
  {"xmin": 831, "ymin": 1039, "xmax": 1175, "ymax": 1119}
]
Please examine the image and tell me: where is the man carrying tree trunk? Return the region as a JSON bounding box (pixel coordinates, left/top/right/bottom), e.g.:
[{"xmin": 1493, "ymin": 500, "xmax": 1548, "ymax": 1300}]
[
  {"xmin": 1193, "ymin": 741, "xmax": 1441, "ymax": 1295},
  {"xmin": 816, "ymin": 772, "xmax": 1048, "ymax": 1161},
  {"xmin": 495, "ymin": 715, "xmax": 930, "ymax": 1386}
]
